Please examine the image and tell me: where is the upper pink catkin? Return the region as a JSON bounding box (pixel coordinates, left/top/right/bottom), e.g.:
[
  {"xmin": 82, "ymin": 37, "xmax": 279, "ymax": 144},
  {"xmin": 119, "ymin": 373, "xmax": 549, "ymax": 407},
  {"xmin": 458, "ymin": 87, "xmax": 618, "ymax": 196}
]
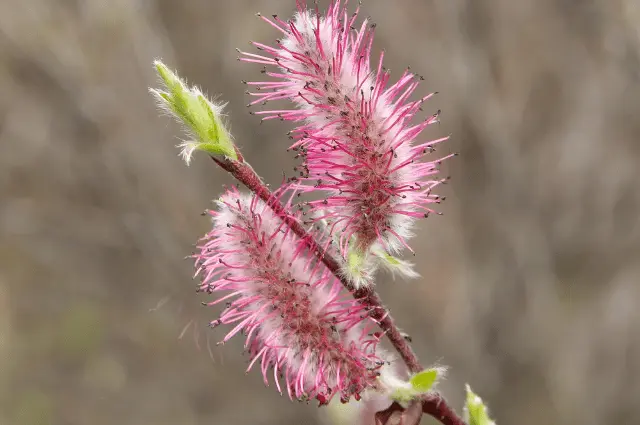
[
  {"xmin": 240, "ymin": 0, "xmax": 454, "ymax": 257},
  {"xmin": 194, "ymin": 187, "xmax": 384, "ymax": 404}
]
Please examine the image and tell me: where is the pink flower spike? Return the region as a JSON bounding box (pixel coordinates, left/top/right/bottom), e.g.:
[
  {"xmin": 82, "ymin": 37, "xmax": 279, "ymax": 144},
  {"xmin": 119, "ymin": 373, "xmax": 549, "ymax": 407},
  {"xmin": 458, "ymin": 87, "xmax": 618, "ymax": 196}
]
[
  {"xmin": 241, "ymin": 1, "xmax": 454, "ymax": 271},
  {"xmin": 194, "ymin": 187, "xmax": 384, "ymax": 404}
]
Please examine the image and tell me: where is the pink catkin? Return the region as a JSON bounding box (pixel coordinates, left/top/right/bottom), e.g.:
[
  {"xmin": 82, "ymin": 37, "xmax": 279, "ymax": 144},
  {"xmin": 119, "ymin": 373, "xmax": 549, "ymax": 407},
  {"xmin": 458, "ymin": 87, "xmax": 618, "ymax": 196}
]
[
  {"xmin": 194, "ymin": 187, "xmax": 384, "ymax": 404},
  {"xmin": 240, "ymin": 0, "xmax": 453, "ymax": 255}
]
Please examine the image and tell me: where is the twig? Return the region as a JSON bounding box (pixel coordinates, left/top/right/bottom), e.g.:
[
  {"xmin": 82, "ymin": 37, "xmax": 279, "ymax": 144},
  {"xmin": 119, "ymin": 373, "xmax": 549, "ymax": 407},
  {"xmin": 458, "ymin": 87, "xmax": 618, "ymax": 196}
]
[{"xmin": 422, "ymin": 394, "xmax": 467, "ymax": 425}]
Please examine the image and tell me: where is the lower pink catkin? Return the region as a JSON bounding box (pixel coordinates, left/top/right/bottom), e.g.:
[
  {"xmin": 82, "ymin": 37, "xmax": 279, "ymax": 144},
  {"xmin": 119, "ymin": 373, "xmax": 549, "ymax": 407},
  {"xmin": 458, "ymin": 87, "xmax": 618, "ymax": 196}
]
[{"xmin": 194, "ymin": 187, "xmax": 384, "ymax": 404}]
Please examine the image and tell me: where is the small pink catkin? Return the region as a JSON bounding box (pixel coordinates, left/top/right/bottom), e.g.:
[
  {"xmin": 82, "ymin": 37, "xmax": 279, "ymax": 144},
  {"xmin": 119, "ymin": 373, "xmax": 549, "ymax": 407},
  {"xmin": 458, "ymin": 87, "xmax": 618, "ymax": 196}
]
[
  {"xmin": 194, "ymin": 187, "xmax": 384, "ymax": 404},
  {"xmin": 240, "ymin": 0, "xmax": 453, "ymax": 257}
]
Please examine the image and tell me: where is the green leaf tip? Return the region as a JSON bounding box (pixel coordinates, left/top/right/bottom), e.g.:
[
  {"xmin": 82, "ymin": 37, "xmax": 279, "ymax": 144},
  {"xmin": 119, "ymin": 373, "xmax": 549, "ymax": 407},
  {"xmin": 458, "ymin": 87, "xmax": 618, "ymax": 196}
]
[
  {"xmin": 342, "ymin": 246, "xmax": 375, "ymax": 289},
  {"xmin": 382, "ymin": 253, "xmax": 402, "ymax": 266},
  {"xmin": 150, "ymin": 60, "xmax": 237, "ymax": 164},
  {"xmin": 371, "ymin": 246, "xmax": 420, "ymax": 279},
  {"xmin": 409, "ymin": 368, "xmax": 438, "ymax": 392},
  {"xmin": 464, "ymin": 385, "xmax": 496, "ymax": 425},
  {"xmin": 388, "ymin": 367, "xmax": 444, "ymax": 406},
  {"xmin": 347, "ymin": 248, "xmax": 365, "ymax": 274}
]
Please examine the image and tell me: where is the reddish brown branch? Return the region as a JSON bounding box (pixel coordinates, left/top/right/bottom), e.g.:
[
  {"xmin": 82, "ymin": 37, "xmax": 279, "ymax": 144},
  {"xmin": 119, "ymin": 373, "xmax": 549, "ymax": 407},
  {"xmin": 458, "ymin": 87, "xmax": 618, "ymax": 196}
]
[
  {"xmin": 211, "ymin": 155, "xmax": 466, "ymax": 425},
  {"xmin": 376, "ymin": 398, "xmax": 467, "ymax": 425},
  {"xmin": 422, "ymin": 394, "xmax": 467, "ymax": 425},
  {"xmin": 355, "ymin": 289, "xmax": 422, "ymax": 373}
]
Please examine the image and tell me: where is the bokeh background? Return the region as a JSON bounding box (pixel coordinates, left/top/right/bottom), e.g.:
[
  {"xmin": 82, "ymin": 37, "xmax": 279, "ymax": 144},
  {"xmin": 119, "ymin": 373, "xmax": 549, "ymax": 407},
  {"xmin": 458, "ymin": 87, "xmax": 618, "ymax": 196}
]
[{"xmin": 2, "ymin": 0, "xmax": 640, "ymax": 424}]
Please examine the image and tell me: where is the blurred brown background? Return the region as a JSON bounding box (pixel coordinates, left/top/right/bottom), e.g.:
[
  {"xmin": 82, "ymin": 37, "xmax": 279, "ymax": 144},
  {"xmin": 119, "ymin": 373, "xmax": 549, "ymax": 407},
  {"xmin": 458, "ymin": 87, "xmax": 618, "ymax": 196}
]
[{"xmin": 1, "ymin": 0, "xmax": 640, "ymax": 424}]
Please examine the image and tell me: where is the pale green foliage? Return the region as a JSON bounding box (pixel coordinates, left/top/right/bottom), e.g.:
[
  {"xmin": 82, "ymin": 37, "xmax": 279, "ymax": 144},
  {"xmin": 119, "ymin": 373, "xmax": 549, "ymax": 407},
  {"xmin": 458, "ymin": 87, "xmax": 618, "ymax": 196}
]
[
  {"xmin": 346, "ymin": 247, "xmax": 371, "ymax": 286},
  {"xmin": 150, "ymin": 60, "xmax": 237, "ymax": 163},
  {"xmin": 339, "ymin": 240, "xmax": 376, "ymax": 289},
  {"xmin": 409, "ymin": 368, "xmax": 438, "ymax": 392},
  {"xmin": 384, "ymin": 367, "xmax": 445, "ymax": 406},
  {"xmin": 371, "ymin": 246, "xmax": 419, "ymax": 279},
  {"xmin": 464, "ymin": 385, "xmax": 496, "ymax": 425},
  {"xmin": 315, "ymin": 214, "xmax": 418, "ymax": 287}
]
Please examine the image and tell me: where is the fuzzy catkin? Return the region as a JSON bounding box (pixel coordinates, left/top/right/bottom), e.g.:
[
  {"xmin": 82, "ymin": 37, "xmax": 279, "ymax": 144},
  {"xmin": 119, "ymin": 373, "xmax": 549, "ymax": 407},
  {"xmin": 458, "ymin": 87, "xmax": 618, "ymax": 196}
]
[
  {"xmin": 241, "ymin": 1, "xmax": 452, "ymax": 265},
  {"xmin": 194, "ymin": 188, "xmax": 385, "ymax": 404}
]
